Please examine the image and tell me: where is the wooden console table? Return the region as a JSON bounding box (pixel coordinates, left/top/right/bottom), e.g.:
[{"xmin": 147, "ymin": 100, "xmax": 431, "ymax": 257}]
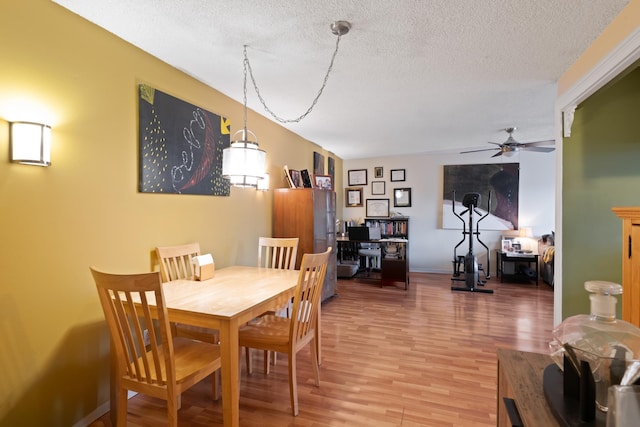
[{"xmin": 497, "ymin": 348, "xmax": 559, "ymax": 426}]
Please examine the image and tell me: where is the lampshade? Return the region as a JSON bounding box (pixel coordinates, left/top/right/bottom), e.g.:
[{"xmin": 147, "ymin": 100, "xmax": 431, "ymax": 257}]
[
  {"xmin": 257, "ymin": 172, "xmax": 270, "ymax": 191},
  {"xmin": 222, "ymin": 131, "xmax": 266, "ymax": 188},
  {"xmin": 519, "ymin": 227, "xmax": 533, "ymax": 238},
  {"xmin": 10, "ymin": 121, "xmax": 51, "ymax": 166}
]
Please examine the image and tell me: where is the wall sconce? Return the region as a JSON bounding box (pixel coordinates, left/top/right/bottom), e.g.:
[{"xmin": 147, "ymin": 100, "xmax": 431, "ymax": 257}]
[{"xmin": 10, "ymin": 121, "xmax": 51, "ymax": 166}]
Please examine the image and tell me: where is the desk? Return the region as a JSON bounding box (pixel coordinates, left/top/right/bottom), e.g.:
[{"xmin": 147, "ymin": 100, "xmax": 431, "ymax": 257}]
[
  {"xmin": 124, "ymin": 266, "xmax": 300, "ymax": 427},
  {"xmin": 496, "ymin": 251, "xmax": 539, "ymax": 285},
  {"xmin": 337, "ymin": 237, "xmax": 409, "ymax": 289}
]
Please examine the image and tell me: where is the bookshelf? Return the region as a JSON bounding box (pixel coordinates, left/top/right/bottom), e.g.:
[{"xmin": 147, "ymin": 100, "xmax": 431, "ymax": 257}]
[
  {"xmin": 365, "ymin": 217, "xmax": 409, "ymax": 289},
  {"xmin": 364, "ymin": 217, "xmax": 409, "ymax": 239}
]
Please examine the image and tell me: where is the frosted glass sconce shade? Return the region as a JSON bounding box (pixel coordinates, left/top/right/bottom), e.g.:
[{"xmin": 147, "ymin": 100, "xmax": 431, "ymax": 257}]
[{"xmin": 10, "ymin": 121, "xmax": 51, "ymax": 166}]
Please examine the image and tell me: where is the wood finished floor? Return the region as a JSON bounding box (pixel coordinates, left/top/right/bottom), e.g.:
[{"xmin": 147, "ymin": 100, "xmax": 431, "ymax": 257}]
[{"xmin": 90, "ymin": 272, "xmax": 554, "ymax": 426}]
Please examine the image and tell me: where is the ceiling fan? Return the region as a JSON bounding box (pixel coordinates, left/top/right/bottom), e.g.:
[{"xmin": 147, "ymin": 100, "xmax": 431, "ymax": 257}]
[{"xmin": 461, "ymin": 127, "xmax": 555, "ymax": 157}]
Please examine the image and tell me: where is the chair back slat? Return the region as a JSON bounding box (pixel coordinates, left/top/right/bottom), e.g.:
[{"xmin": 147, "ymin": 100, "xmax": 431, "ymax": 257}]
[
  {"xmin": 290, "ymin": 247, "xmax": 331, "ymax": 344},
  {"xmin": 92, "ymin": 268, "xmax": 175, "ymax": 388},
  {"xmin": 156, "ymin": 243, "xmax": 201, "ymax": 282},
  {"xmin": 258, "ymin": 237, "xmax": 299, "ymax": 270}
]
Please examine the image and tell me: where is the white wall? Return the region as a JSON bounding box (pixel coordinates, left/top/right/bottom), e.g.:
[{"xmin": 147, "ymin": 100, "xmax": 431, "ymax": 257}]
[{"xmin": 342, "ymin": 151, "xmax": 556, "ymax": 274}]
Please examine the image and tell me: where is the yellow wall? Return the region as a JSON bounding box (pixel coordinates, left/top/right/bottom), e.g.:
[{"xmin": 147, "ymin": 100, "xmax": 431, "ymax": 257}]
[
  {"xmin": 0, "ymin": 0, "xmax": 341, "ymax": 425},
  {"xmin": 558, "ymin": 0, "xmax": 640, "ymax": 94}
]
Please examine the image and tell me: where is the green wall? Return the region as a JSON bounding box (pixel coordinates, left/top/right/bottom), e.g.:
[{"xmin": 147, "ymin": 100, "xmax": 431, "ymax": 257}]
[{"xmin": 562, "ymin": 65, "xmax": 640, "ymax": 318}]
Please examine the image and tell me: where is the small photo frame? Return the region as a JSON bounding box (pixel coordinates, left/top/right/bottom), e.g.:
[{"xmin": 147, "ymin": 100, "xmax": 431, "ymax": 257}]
[
  {"xmin": 371, "ymin": 181, "xmax": 385, "ymax": 195},
  {"xmin": 390, "ymin": 169, "xmax": 406, "ymax": 182},
  {"xmin": 393, "ymin": 188, "xmax": 411, "ymax": 207},
  {"xmin": 348, "ymin": 169, "xmax": 367, "ymax": 186},
  {"xmin": 502, "ymin": 239, "xmax": 512, "ymax": 252},
  {"xmin": 345, "ymin": 187, "xmax": 363, "ymax": 207},
  {"xmin": 289, "ymin": 169, "xmax": 301, "ymax": 188},
  {"xmin": 374, "ymin": 166, "xmax": 383, "ymax": 178},
  {"xmin": 366, "ymin": 198, "xmax": 390, "ymax": 218},
  {"xmin": 313, "ymin": 174, "xmax": 333, "ymax": 190}
]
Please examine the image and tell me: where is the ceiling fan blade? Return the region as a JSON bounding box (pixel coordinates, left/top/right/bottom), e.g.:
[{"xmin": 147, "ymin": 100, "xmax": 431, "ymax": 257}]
[
  {"xmin": 522, "ymin": 146, "xmax": 555, "ymax": 153},
  {"xmin": 460, "ymin": 147, "xmax": 500, "ymax": 154},
  {"xmin": 491, "ymin": 151, "xmax": 503, "ymax": 158},
  {"xmin": 521, "ymin": 139, "xmax": 555, "ymax": 147}
]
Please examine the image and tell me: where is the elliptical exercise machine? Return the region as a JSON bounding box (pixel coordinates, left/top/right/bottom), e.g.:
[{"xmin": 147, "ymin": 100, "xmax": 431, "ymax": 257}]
[{"xmin": 450, "ymin": 191, "xmax": 493, "ymax": 293}]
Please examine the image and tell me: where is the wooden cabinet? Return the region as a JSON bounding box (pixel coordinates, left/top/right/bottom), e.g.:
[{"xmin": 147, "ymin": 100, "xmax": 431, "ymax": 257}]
[
  {"xmin": 612, "ymin": 207, "xmax": 640, "ymax": 328},
  {"xmin": 273, "ymin": 188, "xmax": 337, "ymax": 302},
  {"xmin": 497, "ymin": 348, "xmax": 560, "ymax": 427}
]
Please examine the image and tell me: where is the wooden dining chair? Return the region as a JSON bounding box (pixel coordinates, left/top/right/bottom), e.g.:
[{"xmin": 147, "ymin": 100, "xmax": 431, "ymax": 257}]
[
  {"xmin": 239, "ymin": 247, "xmax": 331, "ymax": 416},
  {"xmin": 246, "ymin": 237, "xmax": 299, "ymax": 374},
  {"xmin": 155, "ymin": 243, "xmax": 219, "ymax": 343},
  {"xmin": 90, "ymin": 267, "xmax": 221, "ymax": 427},
  {"xmin": 156, "ymin": 243, "xmax": 221, "ymax": 397}
]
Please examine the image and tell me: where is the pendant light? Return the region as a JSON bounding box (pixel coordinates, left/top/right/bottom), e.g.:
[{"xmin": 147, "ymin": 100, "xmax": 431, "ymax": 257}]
[
  {"xmin": 222, "ymin": 49, "xmax": 266, "ymax": 188},
  {"xmin": 222, "ymin": 20, "xmax": 350, "ymax": 188}
]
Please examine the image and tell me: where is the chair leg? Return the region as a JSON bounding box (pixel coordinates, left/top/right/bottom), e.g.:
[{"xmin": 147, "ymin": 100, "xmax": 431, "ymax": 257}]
[
  {"xmin": 245, "ymin": 347, "xmax": 253, "ymax": 374},
  {"xmin": 117, "ymin": 385, "xmax": 128, "ymax": 427},
  {"xmin": 310, "ymin": 335, "xmax": 320, "ymax": 387},
  {"xmin": 288, "ymin": 351, "xmax": 299, "ymax": 416},
  {"xmin": 212, "ymin": 370, "xmax": 221, "ymax": 400},
  {"xmin": 263, "ymin": 350, "xmax": 270, "ymax": 374},
  {"xmin": 167, "ymin": 394, "xmax": 179, "ymax": 427}
]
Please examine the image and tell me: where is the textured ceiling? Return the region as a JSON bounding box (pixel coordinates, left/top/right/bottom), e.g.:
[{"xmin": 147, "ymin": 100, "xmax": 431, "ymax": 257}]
[{"xmin": 52, "ymin": 0, "xmax": 629, "ymax": 159}]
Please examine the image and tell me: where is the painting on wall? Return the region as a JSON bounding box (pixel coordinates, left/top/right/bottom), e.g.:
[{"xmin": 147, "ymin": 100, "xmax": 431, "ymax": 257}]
[
  {"xmin": 442, "ymin": 163, "xmax": 519, "ymax": 230},
  {"xmin": 313, "ymin": 152, "xmax": 325, "ymax": 175},
  {"xmin": 138, "ymin": 84, "xmax": 230, "ymax": 196},
  {"xmin": 328, "ymin": 156, "xmax": 335, "ymax": 184}
]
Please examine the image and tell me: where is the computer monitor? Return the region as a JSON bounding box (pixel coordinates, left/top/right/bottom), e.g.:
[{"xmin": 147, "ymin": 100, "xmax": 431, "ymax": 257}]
[{"xmin": 347, "ymin": 226, "xmax": 369, "ymax": 241}]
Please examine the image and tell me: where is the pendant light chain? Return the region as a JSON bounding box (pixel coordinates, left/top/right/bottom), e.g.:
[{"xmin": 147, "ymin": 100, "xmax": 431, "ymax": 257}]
[{"xmin": 243, "ymin": 32, "xmax": 345, "ymax": 124}]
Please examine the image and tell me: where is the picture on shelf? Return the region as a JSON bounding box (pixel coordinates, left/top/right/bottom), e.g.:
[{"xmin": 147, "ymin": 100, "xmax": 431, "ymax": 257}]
[{"xmin": 313, "ymin": 174, "xmax": 333, "ymax": 190}]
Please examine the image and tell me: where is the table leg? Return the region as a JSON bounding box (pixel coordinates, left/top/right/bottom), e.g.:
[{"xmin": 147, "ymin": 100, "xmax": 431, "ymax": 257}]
[{"xmin": 219, "ymin": 319, "xmax": 240, "ymax": 427}]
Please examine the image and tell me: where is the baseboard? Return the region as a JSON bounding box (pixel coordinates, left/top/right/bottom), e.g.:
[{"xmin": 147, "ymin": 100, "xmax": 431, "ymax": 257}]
[{"xmin": 73, "ymin": 391, "xmax": 137, "ymax": 427}]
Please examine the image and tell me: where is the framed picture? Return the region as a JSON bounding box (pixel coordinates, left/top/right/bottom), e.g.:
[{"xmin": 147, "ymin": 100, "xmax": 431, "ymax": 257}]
[
  {"xmin": 371, "ymin": 181, "xmax": 385, "ymax": 195},
  {"xmin": 313, "ymin": 151, "xmax": 324, "ymax": 175},
  {"xmin": 289, "ymin": 169, "xmax": 301, "ymax": 188},
  {"xmin": 394, "ymin": 188, "xmax": 411, "ymax": 207},
  {"xmin": 313, "ymin": 174, "xmax": 333, "ymax": 190},
  {"xmin": 374, "ymin": 166, "xmax": 383, "ymax": 178},
  {"xmin": 348, "ymin": 169, "xmax": 367, "ymax": 186},
  {"xmin": 366, "ymin": 198, "xmax": 390, "ymax": 218},
  {"xmin": 345, "ymin": 187, "xmax": 363, "ymax": 207},
  {"xmin": 391, "ymin": 169, "xmax": 406, "ymax": 182}
]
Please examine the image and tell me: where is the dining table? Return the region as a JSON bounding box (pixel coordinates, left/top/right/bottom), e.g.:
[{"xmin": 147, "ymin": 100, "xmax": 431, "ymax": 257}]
[{"xmin": 115, "ymin": 265, "xmax": 301, "ymax": 427}]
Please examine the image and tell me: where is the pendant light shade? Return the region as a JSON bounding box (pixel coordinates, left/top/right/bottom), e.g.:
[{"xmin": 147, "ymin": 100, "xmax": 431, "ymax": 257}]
[{"xmin": 222, "ymin": 130, "xmax": 266, "ymax": 188}]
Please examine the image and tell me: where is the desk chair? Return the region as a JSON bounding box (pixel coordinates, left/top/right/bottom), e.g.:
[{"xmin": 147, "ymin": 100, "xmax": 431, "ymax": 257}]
[
  {"xmin": 91, "ymin": 268, "xmax": 221, "ymax": 427},
  {"xmin": 358, "ymin": 227, "xmax": 382, "ymax": 275},
  {"xmin": 239, "ymin": 247, "xmax": 331, "ymax": 416},
  {"xmin": 247, "ymin": 237, "xmax": 299, "ymax": 374}
]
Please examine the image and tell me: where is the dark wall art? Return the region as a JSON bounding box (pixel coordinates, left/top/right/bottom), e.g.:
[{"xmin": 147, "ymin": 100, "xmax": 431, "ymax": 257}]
[
  {"xmin": 442, "ymin": 163, "xmax": 519, "ymax": 230},
  {"xmin": 138, "ymin": 84, "xmax": 230, "ymax": 196}
]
